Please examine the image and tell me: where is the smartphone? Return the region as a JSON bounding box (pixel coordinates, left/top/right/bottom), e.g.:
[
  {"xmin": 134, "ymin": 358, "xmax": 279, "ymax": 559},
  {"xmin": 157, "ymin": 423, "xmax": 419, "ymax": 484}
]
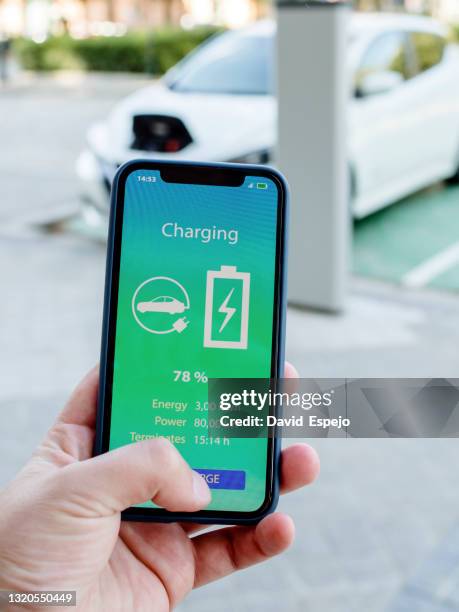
[{"xmin": 95, "ymin": 160, "xmax": 289, "ymax": 525}]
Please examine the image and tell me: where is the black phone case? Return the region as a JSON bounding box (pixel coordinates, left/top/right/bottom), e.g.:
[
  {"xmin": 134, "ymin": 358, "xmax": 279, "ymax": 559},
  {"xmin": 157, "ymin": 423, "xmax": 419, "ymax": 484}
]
[{"xmin": 94, "ymin": 159, "xmax": 289, "ymax": 525}]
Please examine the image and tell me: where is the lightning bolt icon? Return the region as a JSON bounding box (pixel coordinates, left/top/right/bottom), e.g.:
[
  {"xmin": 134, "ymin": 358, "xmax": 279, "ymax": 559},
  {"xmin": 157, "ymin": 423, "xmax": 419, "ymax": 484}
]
[{"xmin": 218, "ymin": 288, "xmax": 236, "ymax": 333}]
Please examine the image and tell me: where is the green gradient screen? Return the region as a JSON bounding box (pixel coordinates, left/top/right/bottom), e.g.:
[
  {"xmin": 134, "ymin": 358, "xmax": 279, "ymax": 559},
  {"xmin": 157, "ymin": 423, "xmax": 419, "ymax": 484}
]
[{"xmin": 109, "ymin": 169, "xmax": 279, "ymax": 512}]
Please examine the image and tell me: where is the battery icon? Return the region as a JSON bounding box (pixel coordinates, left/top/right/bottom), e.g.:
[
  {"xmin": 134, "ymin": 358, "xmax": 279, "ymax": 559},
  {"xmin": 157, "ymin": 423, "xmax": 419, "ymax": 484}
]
[
  {"xmin": 257, "ymin": 183, "xmax": 268, "ymax": 190},
  {"xmin": 204, "ymin": 266, "xmax": 251, "ymax": 350}
]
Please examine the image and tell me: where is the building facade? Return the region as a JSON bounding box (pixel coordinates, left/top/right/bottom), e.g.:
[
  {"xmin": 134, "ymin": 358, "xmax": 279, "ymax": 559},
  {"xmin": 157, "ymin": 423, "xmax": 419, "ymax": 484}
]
[
  {"xmin": 0, "ymin": 0, "xmax": 269, "ymax": 38},
  {"xmin": 0, "ymin": 0, "xmax": 456, "ymax": 40}
]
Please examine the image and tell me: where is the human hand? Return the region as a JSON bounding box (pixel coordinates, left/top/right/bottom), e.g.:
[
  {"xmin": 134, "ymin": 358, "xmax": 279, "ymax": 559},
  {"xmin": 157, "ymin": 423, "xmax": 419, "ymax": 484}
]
[{"xmin": 0, "ymin": 364, "xmax": 319, "ymax": 611}]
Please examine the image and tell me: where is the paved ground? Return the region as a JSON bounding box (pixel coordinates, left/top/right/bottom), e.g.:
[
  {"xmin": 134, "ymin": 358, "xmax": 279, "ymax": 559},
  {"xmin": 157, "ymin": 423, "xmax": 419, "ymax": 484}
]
[
  {"xmin": 0, "ymin": 71, "xmax": 151, "ymax": 227},
  {"xmin": 2, "ymin": 73, "xmax": 459, "ymax": 612}
]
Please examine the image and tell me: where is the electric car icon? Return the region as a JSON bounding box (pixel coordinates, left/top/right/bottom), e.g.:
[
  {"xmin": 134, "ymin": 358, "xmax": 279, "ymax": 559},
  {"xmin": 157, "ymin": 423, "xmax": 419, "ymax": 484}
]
[{"xmin": 137, "ymin": 296, "xmax": 186, "ymax": 315}]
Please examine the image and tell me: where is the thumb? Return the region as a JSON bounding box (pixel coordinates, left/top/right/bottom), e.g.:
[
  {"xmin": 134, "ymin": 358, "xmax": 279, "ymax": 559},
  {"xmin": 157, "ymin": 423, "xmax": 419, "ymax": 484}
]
[{"xmin": 52, "ymin": 438, "xmax": 211, "ymax": 516}]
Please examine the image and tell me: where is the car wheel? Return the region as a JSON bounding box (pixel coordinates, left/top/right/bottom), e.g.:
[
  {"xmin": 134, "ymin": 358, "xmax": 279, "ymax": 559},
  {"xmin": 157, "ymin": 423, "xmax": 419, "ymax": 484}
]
[
  {"xmin": 446, "ymin": 153, "xmax": 459, "ymax": 185},
  {"xmin": 349, "ymin": 166, "xmax": 356, "ymax": 218},
  {"xmin": 446, "ymin": 168, "xmax": 459, "ymax": 185}
]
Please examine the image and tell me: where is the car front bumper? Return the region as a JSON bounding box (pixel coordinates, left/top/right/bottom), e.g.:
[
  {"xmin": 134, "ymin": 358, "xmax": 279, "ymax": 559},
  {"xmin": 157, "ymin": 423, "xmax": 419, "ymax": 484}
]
[
  {"xmin": 75, "ymin": 146, "xmax": 275, "ymax": 231},
  {"xmin": 76, "ymin": 148, "xmax": 116, "ymax": 224}
]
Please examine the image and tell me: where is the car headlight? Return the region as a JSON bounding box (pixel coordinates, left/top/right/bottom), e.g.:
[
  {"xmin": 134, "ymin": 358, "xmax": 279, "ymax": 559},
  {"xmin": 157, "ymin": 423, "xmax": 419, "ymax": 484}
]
[{"xmin": 228, "ymin": 150, "xmax": 272, "ymax": 165}]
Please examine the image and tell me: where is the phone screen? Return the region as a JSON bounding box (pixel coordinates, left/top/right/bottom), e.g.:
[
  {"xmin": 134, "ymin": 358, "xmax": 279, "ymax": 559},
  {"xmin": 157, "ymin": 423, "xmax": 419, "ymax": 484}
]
[{"xmin": 105, "ymin": 165, "xmax": 284, "ymax": 515}]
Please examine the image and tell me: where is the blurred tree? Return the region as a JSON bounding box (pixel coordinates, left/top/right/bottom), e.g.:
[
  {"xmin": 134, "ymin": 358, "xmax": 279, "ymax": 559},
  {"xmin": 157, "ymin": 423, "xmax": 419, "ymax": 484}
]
[
  {"xmin": 253, "ymin": 0, "xmax": 271, "ymax": 17},
  {"xmin": 81, "ymin": 0, "xmax": 90, "ymax": 32},
  {"xmin": 213, "ymin": 0, "xmax": 222, "ymax": 21},
  {"xmin": 353, "ymin": 0, "xmax": 406, "ymax": 10},
  {"xmin": 353, "ymin": 0, "xmax": 439, "ymax": 12},
  {"xmin": 103, "ymin": 0, "xmax": 184, "ymax": 26},
  {"xmin": 354, "ymin": 0, "xmax": 386, "ymax": 9},
  {"xmin": 19, "ymin": 0, "xmax": 27, "ymax": 33},
  {"xmin": 163, "ymin": 0, "xmax": 183, "ymax": 23},
  {"xmin": 106, "ymin": 0, "xmax": 115, "ymax": 22}
]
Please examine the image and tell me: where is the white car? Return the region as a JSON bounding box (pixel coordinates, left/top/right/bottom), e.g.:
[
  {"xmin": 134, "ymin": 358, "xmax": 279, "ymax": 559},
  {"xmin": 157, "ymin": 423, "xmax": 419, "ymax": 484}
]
[
  {"xmin": 137, "ymin": 296, "xmax": 186, "ymax": 314},
  {"xmin": 77, "ymin": 13, "xmax": 459, "ymax": 221}
]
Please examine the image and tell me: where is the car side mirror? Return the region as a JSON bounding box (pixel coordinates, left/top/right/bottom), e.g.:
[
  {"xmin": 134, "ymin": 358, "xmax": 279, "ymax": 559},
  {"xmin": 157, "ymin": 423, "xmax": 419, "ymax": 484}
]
[{"xmin": 356, "ymin": 70, "xmax": 404, "ymax": 98}]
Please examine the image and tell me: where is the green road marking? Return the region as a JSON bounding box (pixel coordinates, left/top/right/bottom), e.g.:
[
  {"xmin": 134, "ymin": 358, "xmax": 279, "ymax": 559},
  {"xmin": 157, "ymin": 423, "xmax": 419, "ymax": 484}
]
[{"xmin": 353, "ymin": 184, "xmax": 459, "ymax": 291}]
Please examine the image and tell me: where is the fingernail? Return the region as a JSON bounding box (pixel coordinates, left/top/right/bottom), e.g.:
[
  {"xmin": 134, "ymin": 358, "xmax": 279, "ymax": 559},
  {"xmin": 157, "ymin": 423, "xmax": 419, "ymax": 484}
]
[{"xmin": 192, "ymin": 471, "xmax": 211, "ymax": 506}]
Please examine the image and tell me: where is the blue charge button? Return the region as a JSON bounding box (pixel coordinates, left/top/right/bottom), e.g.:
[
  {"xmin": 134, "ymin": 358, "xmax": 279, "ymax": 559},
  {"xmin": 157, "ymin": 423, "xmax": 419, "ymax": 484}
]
[{"xmin": 195, "ymin": 469, "xmax": 246, "ymax": 490}]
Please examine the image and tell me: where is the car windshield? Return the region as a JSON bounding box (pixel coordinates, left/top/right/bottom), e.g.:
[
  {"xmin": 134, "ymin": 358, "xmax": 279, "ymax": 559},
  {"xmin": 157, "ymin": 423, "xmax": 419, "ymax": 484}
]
[{"xmin": 166, "ymin": 31, "xmax": 274, "ymax": 96}]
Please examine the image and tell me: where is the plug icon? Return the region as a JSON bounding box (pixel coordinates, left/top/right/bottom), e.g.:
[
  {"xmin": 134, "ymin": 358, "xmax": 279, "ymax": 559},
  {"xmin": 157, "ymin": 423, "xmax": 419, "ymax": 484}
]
[{"xmin": 173, "ymin": 317, "xmax": 189, "ymax": 333}]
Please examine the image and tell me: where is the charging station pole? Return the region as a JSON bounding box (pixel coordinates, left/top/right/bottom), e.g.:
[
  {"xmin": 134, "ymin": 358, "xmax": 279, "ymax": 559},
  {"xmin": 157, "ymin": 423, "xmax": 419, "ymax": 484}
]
[{"xmin": 277, "ymin": 0, "xmax": 350, "ymax": 311}]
